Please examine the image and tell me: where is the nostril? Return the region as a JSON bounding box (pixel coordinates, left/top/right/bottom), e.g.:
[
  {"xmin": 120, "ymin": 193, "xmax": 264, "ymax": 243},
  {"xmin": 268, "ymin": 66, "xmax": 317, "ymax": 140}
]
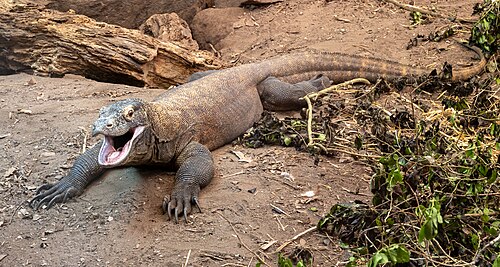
[{"xmin": 106, "ymin": 123, "xmax": 113, "ymax": 128}]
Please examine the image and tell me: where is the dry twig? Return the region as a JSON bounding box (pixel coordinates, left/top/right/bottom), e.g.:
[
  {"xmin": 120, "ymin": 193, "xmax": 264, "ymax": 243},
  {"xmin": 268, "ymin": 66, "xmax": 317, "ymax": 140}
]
[
  {"xmin": 217, "ymin": 212, "xmax": 270, "ymax": 266},
  {"xmin": 301, "ymin": 78, "xmax": 370, "ymax": 147},
  {"xmin": 183, "ymin": 249, "xmax": 192, "ymax": 267},
  {"xmin": 380, "ymin": 0, "xmax": 475, "ymax": 23},
  {"xmin": 274, "ymin": 226, "xmax": 317, "ymax": 253}
]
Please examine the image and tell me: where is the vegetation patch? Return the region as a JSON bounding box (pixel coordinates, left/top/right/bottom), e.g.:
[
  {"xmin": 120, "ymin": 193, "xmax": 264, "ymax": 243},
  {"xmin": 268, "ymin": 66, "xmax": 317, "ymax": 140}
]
[{"xmin": 242, "ymin": 2, "xmax": 499, "ymax": 265}]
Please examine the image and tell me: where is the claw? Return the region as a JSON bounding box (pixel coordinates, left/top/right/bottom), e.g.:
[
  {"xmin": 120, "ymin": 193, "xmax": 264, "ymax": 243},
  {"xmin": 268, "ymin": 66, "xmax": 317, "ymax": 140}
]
[
  {"xmin": 63, "ymin": 188, "xmax": 77, "ymax": 203},
  {"xmin": 174, "ymin": 207, "xmax": 179, "ymax": 224},
  {"xmin": 33, "ymin": 200, "xmax": 42, "ymax": 210},
  {"xmin": 46, "ymin": 194, "xmax": 64, "ymax": 209},
  {"xmin": 31, "ymin": 185, "xmax": 58, "ymax": 208},
  {"xmin": 28, "ymin": 197, "xmax": 39, "ymax": 209},
  {"xmin": 183, "ymin": 207, "xmax": 188, "ymax": 223},
  {"xmin": 192, "ymin": 196, "xmax": 202, "ymax": 213},
  {"xmin": 167, "ymin": 201, "xmax": 173, "ymax": 221},
  {"xmin": 38, "ymin": 190, "xmax": 60, "ymax": 209},
  {"xmin": 163, "ymin": 183, "xmax": 203, "ymax": 223},
  {"xmin": 35, "ymin": 183, "xmax": 54, "ymax": 195},
  {"xmin": 162, "ymin": 196, "xmax": 168, "ymax": 214},
  {"xmin": 30, "ymin": 181, "xmax": 79, "ymax": 211}
]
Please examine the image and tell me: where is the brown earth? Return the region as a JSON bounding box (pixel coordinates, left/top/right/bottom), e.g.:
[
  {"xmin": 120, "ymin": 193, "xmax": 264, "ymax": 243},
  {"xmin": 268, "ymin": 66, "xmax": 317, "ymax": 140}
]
[{"xmin": 0, "ymin": 0, "xmax": 483, "ymax": 266}]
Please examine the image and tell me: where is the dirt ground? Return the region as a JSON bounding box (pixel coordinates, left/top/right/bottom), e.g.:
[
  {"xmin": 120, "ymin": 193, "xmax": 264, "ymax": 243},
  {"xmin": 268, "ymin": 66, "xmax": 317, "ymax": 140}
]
[{"xmin": 0, "ymin": 0, "xmax": 483, "ymax": 266}]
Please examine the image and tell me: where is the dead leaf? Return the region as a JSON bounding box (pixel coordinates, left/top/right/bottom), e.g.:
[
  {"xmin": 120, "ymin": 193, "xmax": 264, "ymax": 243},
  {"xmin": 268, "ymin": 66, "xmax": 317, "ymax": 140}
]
[
  {"xmin": 44, "ymin": 229, "xmax": 55, "ymax": 235},
  {"xmin": 260, "ymin": 240, "xmax": 278, "ymax": 251},
  {"xmin": 233, "ymin": 19, "xmax": 245, "ymax": 29},
  {"xmin": 300, "ymin": 191, "xmax": 315, "ymax": 197},
  {"xmin": 231, "ymin": 150, "xmax": 252, "ymax": 163},
  {"xmin": 18, "ymin": 208, "xmax": 30, "ymax": 218},
  {"xmin": 41, "ymin": 151, "xmax": 56, "ymax": 157},
  {"xmin": 3, "ymin": 167, "xmax": 17, "ymax": 178},
  {"xmin": 280, "ymin": 172, "xmax": 295, "ymax": 181},
  {"xmin": 25, "ymin": 185, "xmax": 37, "ymax": 190}
]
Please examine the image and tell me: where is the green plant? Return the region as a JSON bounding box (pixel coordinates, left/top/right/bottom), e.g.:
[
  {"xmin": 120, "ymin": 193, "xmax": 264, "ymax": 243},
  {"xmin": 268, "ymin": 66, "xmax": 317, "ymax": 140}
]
[
  {"xmin": 277, "ymin": 254, "xmax": 309, "ymax": 267},
  {"xmin": 416, "ymin": 198, "xmax": 443, "ymax": 244},
  {"xmin": 471, "ymin": 0, "xmax": 500, "ymax": 54},
  {"xmin": 367, "ymin": 244, "xmax": 410, "ymax": 267}
]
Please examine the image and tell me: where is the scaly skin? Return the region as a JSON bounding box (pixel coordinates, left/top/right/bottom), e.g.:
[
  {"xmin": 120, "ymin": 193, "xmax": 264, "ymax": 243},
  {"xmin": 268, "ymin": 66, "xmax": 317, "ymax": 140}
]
[{"xmin": 30, "ymin": 49, "xmax": 485, "ymax": 222}]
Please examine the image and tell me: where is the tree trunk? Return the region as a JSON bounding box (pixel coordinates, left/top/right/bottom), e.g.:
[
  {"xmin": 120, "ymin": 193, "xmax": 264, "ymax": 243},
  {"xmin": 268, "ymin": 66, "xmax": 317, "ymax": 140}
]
[{"xmin": 0, "ymin": 3, "xmax": 223, "ymax": 88}]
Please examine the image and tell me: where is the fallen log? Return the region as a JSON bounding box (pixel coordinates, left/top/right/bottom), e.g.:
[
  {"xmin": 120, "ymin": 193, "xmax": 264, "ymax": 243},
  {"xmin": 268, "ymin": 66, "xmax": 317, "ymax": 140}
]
[{"xmin": 0, "ymin": 3, "xmax": 223, "ymax": 87}]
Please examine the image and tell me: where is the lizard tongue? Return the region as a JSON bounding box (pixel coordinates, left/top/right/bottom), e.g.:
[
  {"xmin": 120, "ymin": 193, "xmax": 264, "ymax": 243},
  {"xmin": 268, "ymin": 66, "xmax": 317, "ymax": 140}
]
[{"xmin": 107, "ymin": 150, "xmax": 122, "ymax": 162}]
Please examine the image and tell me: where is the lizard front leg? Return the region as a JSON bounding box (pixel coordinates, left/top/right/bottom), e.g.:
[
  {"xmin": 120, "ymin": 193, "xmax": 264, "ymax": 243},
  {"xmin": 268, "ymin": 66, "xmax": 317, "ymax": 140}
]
[
  {"xmin": 163, "ymin": 141, "xmax": 214, "ymax": 223},
  {"xmin": 29, "ymin": 142, "xmax": 105, "ymax": 209}
]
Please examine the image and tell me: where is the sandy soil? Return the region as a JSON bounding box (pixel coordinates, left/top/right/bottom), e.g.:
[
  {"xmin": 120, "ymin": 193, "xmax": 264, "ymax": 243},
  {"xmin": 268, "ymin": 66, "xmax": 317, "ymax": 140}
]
[{"xmin": 0, "ymin": 0, "xmax": 482, "ymax": 266}]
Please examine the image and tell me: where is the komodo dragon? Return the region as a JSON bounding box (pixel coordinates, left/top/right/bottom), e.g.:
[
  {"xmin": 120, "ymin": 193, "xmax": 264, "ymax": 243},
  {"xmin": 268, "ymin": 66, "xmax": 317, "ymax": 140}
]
[{"xmin": 29, "ymin": 48, "xmax": 485, "ymax": 222}]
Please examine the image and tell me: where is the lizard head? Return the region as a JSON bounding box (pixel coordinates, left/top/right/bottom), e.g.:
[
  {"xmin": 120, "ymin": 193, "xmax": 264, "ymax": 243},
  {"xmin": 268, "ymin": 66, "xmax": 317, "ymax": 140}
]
[{"xmin": 92, "ymin": 98, "xmax": 150, "ymax": 167}]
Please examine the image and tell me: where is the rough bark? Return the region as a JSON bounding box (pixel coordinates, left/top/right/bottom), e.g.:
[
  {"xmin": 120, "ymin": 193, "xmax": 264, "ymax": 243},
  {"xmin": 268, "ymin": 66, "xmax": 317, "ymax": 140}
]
[{"xmin": 0, "ymin": 3, "xmax": 223, "ymax": 88}]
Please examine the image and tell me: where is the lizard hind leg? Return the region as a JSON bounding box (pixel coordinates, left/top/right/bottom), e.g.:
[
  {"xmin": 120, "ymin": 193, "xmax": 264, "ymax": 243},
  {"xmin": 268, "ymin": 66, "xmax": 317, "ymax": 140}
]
[{"xmin": 257, "ymin": 74, "xmax": 332, "ymax": 111}]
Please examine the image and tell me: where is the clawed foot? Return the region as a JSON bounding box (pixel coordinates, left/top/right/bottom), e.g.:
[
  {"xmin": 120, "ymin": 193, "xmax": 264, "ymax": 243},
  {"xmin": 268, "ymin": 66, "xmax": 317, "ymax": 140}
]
[
  {"xmin": 29, "ymin": 182, "xmax": 79, "ymax": 210},
  {"xmin": 162, "ymin": 184, "xmax": 202, "ymax": 223}
]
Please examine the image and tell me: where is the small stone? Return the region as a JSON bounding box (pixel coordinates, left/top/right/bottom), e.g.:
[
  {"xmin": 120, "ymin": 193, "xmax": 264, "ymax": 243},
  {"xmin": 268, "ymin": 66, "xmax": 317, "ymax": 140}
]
[{"xmin": 27, "ymin": 77, "xmax": 37, "ymax": 86}]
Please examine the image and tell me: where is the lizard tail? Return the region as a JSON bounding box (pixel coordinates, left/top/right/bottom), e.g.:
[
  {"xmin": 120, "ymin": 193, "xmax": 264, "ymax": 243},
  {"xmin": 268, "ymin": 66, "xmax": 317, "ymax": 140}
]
[
  {"xmin": 260, "ymin": 45, "xmax": 485, "ymax": 84},
  {"xmin": 449, "ymin": 45, "xmax": 486, "ymax": 81}
]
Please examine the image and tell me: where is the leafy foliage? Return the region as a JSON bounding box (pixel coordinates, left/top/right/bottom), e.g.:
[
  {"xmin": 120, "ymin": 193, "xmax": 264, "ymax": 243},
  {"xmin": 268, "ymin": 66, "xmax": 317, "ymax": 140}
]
[
  {"xmin": 471, "ymin": 0, "xmax": 500, "ymax": 54},
  {"xmin": 367, "ymin": 244, "xmax": 410, "ymax": 267},
  {"xmin": 277, "ymin": 252, "xmax": 312, "ymax": 267},
  {"xmin": 409, "ymin": 11, "xmax": 429, "ymax": 26}
]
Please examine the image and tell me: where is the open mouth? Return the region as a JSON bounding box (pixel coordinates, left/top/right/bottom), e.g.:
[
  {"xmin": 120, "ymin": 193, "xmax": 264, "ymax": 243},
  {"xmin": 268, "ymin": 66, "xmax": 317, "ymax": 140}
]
[{"xmin": 98, "ymin": 126, "xmax": 145, "ymax": 166}]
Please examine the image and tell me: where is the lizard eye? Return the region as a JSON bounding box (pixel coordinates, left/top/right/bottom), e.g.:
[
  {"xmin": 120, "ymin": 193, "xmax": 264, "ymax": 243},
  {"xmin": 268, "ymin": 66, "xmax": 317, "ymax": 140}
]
[{"xmin": 124, "ymin": 107, "xmax": 134, "ymax": 121}]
